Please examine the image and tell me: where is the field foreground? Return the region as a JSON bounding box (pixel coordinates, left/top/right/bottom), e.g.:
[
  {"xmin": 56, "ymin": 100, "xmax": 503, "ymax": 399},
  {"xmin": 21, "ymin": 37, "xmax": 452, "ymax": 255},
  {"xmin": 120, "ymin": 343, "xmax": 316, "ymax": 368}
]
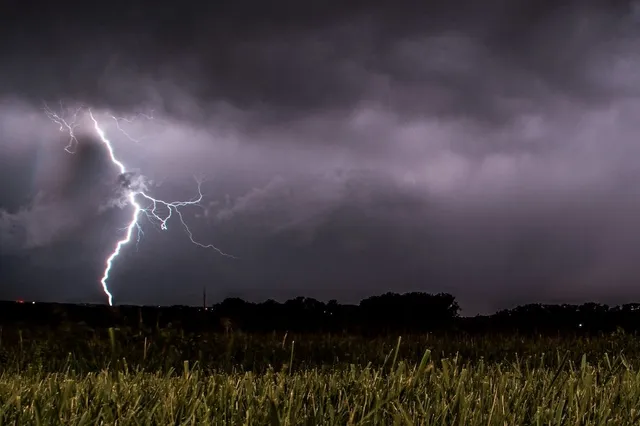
[
  {"xmin": 2, "ymin": 327, "xmax": 640, "ymax": 424},
  {"xmin": 2, "ymin": 352, "xmax": 640, "ymax": 425}
]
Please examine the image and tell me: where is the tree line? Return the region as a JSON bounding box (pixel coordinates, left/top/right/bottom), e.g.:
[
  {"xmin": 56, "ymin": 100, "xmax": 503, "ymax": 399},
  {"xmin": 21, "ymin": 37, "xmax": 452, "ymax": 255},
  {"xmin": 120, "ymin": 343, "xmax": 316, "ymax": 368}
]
[{"xmin": 2, "ymin": 293, "xmax": 640, "ymax": 335}]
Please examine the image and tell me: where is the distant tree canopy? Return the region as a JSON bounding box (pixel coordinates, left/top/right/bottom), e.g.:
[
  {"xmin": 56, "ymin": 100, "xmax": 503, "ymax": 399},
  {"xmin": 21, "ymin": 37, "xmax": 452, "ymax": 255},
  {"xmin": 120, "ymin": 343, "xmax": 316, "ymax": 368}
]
[
  {"xmin": 209, "ymin": 292, "xmax": 460, "ymax": 334},
  {"xmin": 359, "ymin": 292, "xmax": 459, "ymax": 332},
  {"xmin": 2, "ymin": 293, "xmax": 640, "ymax": 335}
]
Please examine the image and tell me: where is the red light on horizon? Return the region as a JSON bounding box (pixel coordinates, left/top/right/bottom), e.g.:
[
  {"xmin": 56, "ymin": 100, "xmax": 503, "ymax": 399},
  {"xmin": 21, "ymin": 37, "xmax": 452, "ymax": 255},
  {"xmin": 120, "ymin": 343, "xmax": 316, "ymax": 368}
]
[{"xmin": 16, "ymin": 299, "xmax": 24, "ymax": 304}]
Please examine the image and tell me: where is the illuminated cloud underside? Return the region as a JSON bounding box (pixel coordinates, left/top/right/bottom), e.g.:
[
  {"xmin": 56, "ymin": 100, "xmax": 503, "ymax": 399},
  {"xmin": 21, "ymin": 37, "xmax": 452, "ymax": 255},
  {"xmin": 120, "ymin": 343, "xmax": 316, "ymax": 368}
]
[{"xmin": 44, "ymin": 103, "xmax": 235, "ymax": 306}]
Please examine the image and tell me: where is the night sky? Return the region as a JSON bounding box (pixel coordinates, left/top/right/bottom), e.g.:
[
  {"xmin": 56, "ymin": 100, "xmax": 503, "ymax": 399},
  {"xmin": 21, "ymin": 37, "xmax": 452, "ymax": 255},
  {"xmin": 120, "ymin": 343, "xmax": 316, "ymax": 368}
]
[{"xmin": 1, "ymin": 0, "xmax": 640, "ymax": 315}]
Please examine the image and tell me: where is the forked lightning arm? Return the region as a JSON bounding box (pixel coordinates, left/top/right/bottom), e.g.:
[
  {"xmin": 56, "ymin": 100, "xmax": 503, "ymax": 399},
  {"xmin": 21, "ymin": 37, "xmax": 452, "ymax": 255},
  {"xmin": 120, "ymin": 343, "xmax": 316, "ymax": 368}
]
[{"xmin": 44, "ymin": 103, "xmax": 235, "ymax": 306}]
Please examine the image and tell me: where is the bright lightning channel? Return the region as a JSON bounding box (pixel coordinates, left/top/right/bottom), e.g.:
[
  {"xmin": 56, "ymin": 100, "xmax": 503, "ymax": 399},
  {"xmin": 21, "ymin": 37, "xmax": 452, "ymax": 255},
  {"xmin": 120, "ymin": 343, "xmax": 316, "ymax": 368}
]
[{"xmin": 44, "ymin": 103, "xmax": 235, "ymax": 306}]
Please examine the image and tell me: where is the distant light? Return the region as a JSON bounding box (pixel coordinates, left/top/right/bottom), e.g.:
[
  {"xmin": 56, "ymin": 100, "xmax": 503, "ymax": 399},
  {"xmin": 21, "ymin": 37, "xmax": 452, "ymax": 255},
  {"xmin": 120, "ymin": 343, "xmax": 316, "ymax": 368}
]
[
  {"xmin": 32, "ymin": 302, "xmax": 35, "ymax": 304},
  {"xmin": 16, "ymin": 299, "xmax": 24, "ymax": 304},
  {"xmin": 578, "ymin": 323, "xmax": 583, "ymax": 328}
]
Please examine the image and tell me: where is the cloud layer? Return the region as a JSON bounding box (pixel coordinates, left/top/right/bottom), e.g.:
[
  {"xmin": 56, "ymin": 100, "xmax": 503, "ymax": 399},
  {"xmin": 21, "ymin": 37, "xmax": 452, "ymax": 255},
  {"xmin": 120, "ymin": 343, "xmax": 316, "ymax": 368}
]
[{"xmin": 2, "ymin": 0, "xmax": 640, "ymax": 314}]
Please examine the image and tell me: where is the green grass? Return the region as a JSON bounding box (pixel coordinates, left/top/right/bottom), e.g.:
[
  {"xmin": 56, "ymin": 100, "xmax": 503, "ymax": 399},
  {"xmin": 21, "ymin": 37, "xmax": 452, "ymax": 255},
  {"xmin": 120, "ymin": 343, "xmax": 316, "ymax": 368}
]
[
  {"xmin": 2, "ymin": 353, "xmax": 640, "ymax": 425},
  {"xmin": 2, "ymin": 326, "xmax": 640, "ymax": 424},
  {"xmin": 1, "ymin": 325, "xmax": 639, "ymax": 374}
]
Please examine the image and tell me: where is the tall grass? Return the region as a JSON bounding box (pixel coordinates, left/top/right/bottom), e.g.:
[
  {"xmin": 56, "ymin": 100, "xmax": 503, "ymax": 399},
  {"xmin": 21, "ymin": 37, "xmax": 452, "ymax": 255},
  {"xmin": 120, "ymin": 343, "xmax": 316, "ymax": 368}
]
[
  {"xmin": 2, "ymin": 352, "xmax": 640, "ymax": 424},
  {"xmin": 0, "ymin": 325, "xmax": 638, "ymax": 374},
  {"xmin": 1, "ymin": 326, "xmax": 640, "ymax": 424}
]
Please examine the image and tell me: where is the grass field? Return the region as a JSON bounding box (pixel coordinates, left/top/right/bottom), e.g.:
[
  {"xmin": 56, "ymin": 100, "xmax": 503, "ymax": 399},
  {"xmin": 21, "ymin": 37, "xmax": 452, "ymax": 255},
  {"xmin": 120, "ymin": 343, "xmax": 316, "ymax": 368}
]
[{"xmin": 1, "ymin": 326, "xmax": 640, "ymax": 424}]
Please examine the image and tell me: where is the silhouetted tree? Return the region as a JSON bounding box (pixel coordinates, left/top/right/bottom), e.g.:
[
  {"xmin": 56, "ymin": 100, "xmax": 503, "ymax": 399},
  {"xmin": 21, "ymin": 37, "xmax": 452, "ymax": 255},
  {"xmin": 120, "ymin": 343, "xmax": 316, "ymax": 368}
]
[{"xmin": 4, "ymin": 291, "xmax": 640, "ymax": 336}]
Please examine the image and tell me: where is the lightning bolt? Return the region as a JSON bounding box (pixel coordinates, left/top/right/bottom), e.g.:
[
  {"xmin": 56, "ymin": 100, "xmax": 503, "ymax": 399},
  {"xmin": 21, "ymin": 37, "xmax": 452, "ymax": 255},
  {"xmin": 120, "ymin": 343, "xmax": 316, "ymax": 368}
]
[{"xmin": 44, "ymin": 102, "xmax": 235, "ymax": 306}]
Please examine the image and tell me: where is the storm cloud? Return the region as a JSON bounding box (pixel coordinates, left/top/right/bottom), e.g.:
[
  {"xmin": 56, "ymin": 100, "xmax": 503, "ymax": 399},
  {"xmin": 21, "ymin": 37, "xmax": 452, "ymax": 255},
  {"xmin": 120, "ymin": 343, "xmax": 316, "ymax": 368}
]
[{"xmin": 1, "ymin": 0, "xmax": 640, "ymax": 314}]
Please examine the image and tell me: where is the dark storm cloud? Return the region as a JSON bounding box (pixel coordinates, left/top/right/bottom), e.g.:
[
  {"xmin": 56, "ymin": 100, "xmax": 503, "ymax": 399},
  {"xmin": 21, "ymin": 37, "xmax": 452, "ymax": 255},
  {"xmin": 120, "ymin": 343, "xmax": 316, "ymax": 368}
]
[
  {"xmin": 2, "ymin": 0, "xmax": 640, "ymax": 313},
  {"xmin": 0, "ymin": 1, "xmax": 634, "ymax": 120},
  {"xmin": 0, "ymin": 128, "xmax": 122, "ymax": 253}
]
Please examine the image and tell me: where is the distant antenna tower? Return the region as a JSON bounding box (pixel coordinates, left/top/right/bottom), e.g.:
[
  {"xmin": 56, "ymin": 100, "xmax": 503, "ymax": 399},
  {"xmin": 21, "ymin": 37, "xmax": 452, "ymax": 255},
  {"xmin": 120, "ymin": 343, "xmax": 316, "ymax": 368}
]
[{"xmin": 203, "ymin": 286, "xmax": 207, "ymax": 310}]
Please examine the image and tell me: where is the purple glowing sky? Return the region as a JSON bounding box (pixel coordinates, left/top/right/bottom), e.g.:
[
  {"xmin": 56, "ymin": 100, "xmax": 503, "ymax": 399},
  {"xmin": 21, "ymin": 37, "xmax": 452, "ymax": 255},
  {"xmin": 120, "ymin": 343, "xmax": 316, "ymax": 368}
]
[{"xmin": 2, "ymin": 0, "xmax": 640, "ymax": 314}]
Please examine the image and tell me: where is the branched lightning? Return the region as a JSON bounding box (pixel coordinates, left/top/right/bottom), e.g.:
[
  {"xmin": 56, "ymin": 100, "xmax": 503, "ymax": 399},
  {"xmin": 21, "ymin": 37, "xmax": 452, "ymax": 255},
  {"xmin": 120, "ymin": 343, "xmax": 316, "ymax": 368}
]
[
  {"xmin": 110, "ymin": 111, "xmax": 157, "ymax": 143},
  {"xmin": 44, "ymin": 102, "xmax": 235, "ymax": 306}
]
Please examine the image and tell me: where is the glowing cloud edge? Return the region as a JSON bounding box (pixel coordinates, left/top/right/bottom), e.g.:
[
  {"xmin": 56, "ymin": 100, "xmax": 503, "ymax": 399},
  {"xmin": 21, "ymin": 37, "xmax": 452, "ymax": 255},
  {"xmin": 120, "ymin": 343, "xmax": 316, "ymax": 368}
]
[{"xmin": 45, "ymin": 103, "xmax": 235, "ymax": 306}]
